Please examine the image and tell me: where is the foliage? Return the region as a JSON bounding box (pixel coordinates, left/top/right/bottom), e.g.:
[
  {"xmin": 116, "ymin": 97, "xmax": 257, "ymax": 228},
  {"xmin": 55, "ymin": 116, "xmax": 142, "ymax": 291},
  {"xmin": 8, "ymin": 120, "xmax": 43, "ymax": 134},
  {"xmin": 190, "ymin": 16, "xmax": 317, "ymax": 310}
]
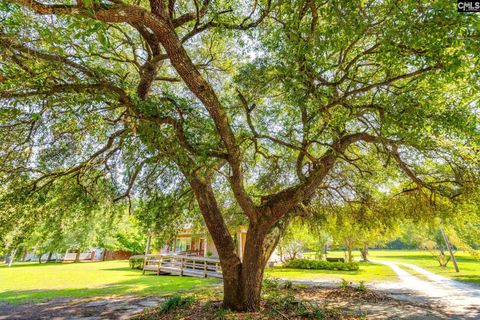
[
  {"xmin": 356, "ymin": 281, "xmax": 367, "ymax": 292},
  {"xmin": 0, "ymin": 176, "xmax": 125, "ymax": 258},
  {"xmin": 340, "ymin": 279, "xmax": 350, "ymax": 289},
  {"xmin": 277, "ymin": 219, "xmax": 332, "ymax": 262},
  {"xmin": 267, "ymin": 261, "xmax": 397, "ymax": 283},
  {"xmin": 129, "ymin": 255, "xmax": 145, "ymax": 270},
  {"xmin": 283, "ymin": 280, "xmax": 293, "ymax": 290},
  {"xmin": 285, "ymin": 259, "xmax": 359, "ymax": 271},
  {"xmin": 263, "ymin": 290, "xmax": 328, "ymax": 319},
  {"xmin": 160, "ymin": 295, "xmax": 195, "ymax": 313},
  {"xmin": 312, "ymin": 186, "xmax": 404, "ymax": 262},
  {"xmin": 262, "ymin": 277, "xmax": 280, "ymax": 290},
  {"xmin": 1, "ymin": 0, "xmax": 479, "ymax": 309},
  {"xmin": 419, "ymin": 234, "xmax": 451, "ymax": 267}
]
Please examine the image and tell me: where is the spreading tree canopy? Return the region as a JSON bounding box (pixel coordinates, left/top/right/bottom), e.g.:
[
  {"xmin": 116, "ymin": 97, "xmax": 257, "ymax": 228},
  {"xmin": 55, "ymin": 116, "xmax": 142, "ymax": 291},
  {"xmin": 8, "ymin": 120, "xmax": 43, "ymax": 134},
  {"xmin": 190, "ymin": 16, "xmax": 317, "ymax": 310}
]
[{"xmin": 0, "ymin": 0, "xmax": 479, "ymax": 310}]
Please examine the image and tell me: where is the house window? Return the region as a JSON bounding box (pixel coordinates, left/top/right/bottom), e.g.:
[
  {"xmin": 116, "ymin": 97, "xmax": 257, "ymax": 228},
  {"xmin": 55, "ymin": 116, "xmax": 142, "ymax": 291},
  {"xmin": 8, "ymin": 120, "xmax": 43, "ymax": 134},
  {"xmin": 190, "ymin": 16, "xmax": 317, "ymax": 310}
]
[{"xmin": 175, "ymin": 238, "xmax": 191, "ymax": 252}]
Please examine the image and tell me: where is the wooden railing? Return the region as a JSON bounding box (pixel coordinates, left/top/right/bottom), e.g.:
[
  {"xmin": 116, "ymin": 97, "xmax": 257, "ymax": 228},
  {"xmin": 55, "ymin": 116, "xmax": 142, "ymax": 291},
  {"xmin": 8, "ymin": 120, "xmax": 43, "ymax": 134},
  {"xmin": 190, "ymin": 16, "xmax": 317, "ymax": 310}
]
[{"xmin": 143, "ymin": 254, "xmax": 222, "ymax": 278}]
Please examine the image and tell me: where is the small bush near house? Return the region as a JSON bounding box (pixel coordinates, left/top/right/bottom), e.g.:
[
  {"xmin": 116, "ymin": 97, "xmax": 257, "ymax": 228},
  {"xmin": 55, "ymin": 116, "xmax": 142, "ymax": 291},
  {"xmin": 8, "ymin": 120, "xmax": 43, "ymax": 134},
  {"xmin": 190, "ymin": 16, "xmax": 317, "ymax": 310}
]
[
  {"xmin": 129, "ymin": 255, "xmax": 144, "ymax": 269},
  {"xmin": 285, "ymin": 259, "xmax": 359, "ymax": 271}
]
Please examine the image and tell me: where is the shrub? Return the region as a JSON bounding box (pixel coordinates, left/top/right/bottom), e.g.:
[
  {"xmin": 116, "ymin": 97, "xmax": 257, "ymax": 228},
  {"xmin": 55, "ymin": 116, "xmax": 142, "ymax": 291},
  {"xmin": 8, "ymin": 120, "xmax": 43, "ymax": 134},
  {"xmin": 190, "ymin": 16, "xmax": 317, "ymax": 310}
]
[
  {"xmin": 284, "ymin": 259, "xmax": 359, "ymax": 271},
  {"xmin": 161, "ymin": 295, "xmax": 195, "ymax": 313},
  {"xmin": 263, "ymin": 277, "xmax": 280, "ymax": 290},
  {"xmin": 340, "ymin": 278, "xmax": 350, "ymax": 289},
  {"xmin": 356, "ymin": 281, "xmax": 367, "ymax": 292},
  {"xmin": 264, "ymin": 290, "xmax": 327, "ymax": 319},
  {"xmin": 283, "ymin": 280, "xmax": 293, "ymax": 290},
  {"xmin": 129, "ymin": 255, "xmax": 144, "ymax": 269}
]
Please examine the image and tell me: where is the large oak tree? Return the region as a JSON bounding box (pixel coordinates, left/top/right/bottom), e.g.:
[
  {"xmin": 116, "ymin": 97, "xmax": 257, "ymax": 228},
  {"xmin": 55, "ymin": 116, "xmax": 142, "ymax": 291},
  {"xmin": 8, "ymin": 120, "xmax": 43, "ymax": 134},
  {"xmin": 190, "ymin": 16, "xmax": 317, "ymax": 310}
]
[{"xmin": 0, "ymin": 0, "xmax": 479, "ymax": 311}]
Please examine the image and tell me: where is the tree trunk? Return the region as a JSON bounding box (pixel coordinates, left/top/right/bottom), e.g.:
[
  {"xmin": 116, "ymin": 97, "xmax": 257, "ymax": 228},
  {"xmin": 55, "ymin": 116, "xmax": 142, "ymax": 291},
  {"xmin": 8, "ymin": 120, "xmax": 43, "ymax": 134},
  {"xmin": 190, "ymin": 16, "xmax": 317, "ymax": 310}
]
[
  {"xmin": 188, "ymin": 175, "xmax": 292, "ymax": 312},
  {"xmin": 222, "ymin": 215, "xmax": 290, "ymax": 311},
  {"xmin": 102, "ymin": 249, "xmax": 108, "ymax": 261},
  {"xmin": 222, "ymin": 226, "xmax": 269, "ymax": 311},
  {"xmin": 360, "ymin": 244, "xmax": 369, "ymax": 262},
  {"xmin": 8, "ymin": 248, "xmax": 17, "ymax": 267},
  {"xmin": 346, "ymin": 245, "xmax": 353, "ymax": 262},
  {"xmin": 47, "ymin": 252, "xmax": 53, "ymax": 262},
  {"xmin": 74, "ymin": 251, "xmax": 81, "ymax": 263},
  {"xmin": 440, "ymin": 227, "xmax": 459, "ymax": 272},
  {"xmin": 38, "ymin": 253, "xmax": 43, "ymax": 264}
]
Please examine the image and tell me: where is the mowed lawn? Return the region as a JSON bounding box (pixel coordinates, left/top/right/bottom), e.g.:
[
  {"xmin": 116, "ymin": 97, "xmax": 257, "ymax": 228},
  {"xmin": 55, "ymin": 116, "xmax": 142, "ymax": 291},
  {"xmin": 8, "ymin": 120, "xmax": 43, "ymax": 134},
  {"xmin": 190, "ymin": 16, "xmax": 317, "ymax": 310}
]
[
  {"xmin": 266, "ymin": 262, "xmax": 398, "ymax": 283},
  {"xmin": 0, "ymin": 261, "xmax": 217, "ymax": 304},
  {"xmin": 369, "ymin": 250, "xmax": 480, "ymax": 285},
  {"xmin": 267, "ymin": 249, "xmax": 480, "ymax": 285}
]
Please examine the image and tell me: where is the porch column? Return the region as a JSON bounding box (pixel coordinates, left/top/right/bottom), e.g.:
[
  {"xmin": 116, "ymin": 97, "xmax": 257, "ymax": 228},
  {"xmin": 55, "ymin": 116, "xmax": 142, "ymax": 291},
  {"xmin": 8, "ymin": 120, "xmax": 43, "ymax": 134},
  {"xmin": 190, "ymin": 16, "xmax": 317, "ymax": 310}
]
[
  {"xmin": 204, "ymin": 237, "xmax": 207, "ymax": 257},
  {"xmin": 173, "ymin": 234, "xmax": 177, "ymax": 254},
  {"xmin": 238, "ymin": 231, "xmax": 243, "ymax": 262},
  {"xmin": 144, "ymin": 228, "xmax": 152, "ymax": 255}
]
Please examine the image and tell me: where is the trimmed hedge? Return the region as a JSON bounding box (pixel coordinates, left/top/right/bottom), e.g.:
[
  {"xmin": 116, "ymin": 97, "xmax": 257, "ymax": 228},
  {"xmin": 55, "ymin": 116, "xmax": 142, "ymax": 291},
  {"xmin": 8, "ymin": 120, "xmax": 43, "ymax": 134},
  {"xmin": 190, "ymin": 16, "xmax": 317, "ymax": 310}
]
[
  {"xmin": 284, "ymin": 259, "xmax": 359, "ymax": 271},
  {"xmin": 129, "ymin": 255, "xmax": 145, "ymax": 269}
]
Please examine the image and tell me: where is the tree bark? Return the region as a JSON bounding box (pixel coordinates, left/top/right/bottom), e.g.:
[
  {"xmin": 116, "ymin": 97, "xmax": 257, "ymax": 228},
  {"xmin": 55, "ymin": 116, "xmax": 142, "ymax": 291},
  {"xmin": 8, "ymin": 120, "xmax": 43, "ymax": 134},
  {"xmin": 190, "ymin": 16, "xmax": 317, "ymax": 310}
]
[
  {"xmin": 346, "ymin": 244, "xmax": 353, "ymax": 262},
  {"xmin": 74, "ymin": 251, "xmax": 81, "ymax": 263},
  {"xmin": 440, "ymin": 227, "xmax": 459, "ymax": 272},
  {"xmin": 102, "ymin": 249, "xmax": 108, "ymax": 261},
  {"xmin": 221, "ymin": 226, "xmax": 270, "ymax": 311},
  {"xmin": 221, "ymin": 215, "xmax": 291, "ymax": 311},
  {"xmin": 7, "ymin": 248, "xmax": 17, "ymax": 267},
  {"xmin": 189, "ymin": 173, "xmax": 290, "ymax": 311},
  {"xmin": 47, "ymin": 252, "xmax": 53, "ymax": 262},
  {"xmin": 360, "ymin": 244, "xmax": 369, "ymax": 262},
  {"xmin": 38, "ymin": 253, "xmax": 43, "ymax": 264}
]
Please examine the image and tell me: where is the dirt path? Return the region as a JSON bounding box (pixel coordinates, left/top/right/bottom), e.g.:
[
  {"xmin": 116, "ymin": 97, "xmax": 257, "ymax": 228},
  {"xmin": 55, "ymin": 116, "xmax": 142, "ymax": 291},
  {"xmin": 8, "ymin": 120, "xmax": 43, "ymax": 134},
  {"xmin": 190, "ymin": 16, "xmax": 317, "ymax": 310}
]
[
  {"xmin": 0, "ymin": 287, "xmax": 452, "ymax": 320},
  {"xmin": 371, "ymin": 259, "xmax": 480, "ymax": 319},
  {"xmin": 0, "ymin": 295, "xmax": 164, "ymax": 320}
]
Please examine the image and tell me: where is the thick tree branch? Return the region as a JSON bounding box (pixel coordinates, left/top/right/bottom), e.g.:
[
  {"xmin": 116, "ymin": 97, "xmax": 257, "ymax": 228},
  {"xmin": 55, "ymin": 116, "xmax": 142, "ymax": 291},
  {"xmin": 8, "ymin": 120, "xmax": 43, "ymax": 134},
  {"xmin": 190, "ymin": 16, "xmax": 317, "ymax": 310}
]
[
  {"xmin": 0, "ymin": 35, "xmax": 97, "ymax": 78},
  {"xmin": 31, "ymin": 128, "xmax": 127, "ymax": 190},
  {"xmin": 263, "ymin": 133, "xmax": 396, "ymax": 220},
  {"xmin": 8, "ymin": 0, "xmax": 258, "ymax": 217}
]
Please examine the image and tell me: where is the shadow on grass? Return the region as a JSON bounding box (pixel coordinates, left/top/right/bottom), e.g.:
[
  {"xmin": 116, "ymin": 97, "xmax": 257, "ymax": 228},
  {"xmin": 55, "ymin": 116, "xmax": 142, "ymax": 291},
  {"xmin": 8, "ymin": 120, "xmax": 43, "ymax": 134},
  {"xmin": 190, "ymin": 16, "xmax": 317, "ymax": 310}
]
[
  {"xmin": 451, "ymin": 274, "xmax": 480, "ymax": 286},
  {"xmin": 0, "ymin": 275, "xmax": 220, "ymax": 305},
  {"xmin": 0, "ymin": 261, "xmax": 110, "ymax": 269},
  {"xmin": 269, "ymin": 267, "xmax": 362, "ymax": 276},
  {"xmin": 373, "ymin": 253, "xmax": 478, "ymax": 264}
]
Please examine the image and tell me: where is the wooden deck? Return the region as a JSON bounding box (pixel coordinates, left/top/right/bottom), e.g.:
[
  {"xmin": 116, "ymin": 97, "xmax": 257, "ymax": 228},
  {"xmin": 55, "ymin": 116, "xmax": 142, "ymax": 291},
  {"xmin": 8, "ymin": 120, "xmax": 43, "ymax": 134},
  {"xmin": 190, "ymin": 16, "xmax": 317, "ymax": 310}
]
[{"xmin": 143, "ymin": 254, "xmax": 223, "ymax": 279}]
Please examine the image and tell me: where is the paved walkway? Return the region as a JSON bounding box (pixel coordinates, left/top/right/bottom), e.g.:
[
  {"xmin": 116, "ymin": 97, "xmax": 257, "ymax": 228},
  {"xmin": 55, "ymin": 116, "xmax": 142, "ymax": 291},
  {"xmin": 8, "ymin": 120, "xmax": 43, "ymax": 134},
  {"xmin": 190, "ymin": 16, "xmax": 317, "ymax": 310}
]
[{"xmin": 371, "ymin": 260, "xmax": 480, "ymax": 319}]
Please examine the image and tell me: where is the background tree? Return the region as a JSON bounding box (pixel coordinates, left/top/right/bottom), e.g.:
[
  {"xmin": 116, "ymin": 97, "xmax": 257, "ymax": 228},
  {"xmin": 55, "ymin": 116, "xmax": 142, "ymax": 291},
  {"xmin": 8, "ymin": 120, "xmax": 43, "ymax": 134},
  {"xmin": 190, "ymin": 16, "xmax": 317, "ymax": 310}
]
[
  {"xmin": 277, "ymin": 220, "xmax": 317, "ymax": 262},
  {"xmin": 0, "ymin": 0, "xmax": 479, "ymax": 311},
  {"xmin": 0, "ymin": 175, "xmax": 124, "ymax": 264}
]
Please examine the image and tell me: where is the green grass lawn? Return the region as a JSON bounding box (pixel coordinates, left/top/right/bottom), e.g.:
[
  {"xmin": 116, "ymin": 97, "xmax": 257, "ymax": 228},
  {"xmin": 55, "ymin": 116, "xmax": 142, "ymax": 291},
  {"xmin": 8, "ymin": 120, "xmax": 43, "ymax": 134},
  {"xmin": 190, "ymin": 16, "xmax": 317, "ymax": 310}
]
[
  {"xmin": 2, "ymin": 250, "xmax": 477, "ymax": 305},
  {"xmin": 0, "ymin": 261, "xmax": 217, "ymax": 304},
  {"xmin": 369, "ymin": 250, "xmax": 480, "ymax": 285},
  {"xmin": 265, "ymin": 262, "xmax": 398, "ymax": 283},
  {"xmin": 267, "ymin": 249, "xmax": 480, "ymax": 285}
]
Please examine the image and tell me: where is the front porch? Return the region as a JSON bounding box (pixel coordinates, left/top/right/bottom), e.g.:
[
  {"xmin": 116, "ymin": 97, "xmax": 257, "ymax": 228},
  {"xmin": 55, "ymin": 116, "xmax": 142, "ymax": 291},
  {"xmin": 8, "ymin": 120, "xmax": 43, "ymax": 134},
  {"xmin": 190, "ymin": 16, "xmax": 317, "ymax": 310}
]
[
  {"xmin": 167, "ymin": 227, "xmax": 247, "ymax": 260},
  {"xmin": 143, "ymin": 254, "xmax": 223, "ymax": 279}
]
